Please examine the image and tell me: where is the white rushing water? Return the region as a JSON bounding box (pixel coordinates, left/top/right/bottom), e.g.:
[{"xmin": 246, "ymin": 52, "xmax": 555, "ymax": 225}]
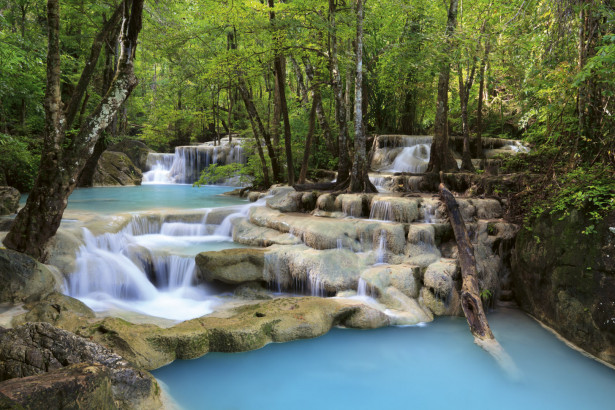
[{"xmin": 67, "ymin": 200, "xmax": 265, "ymax": 321}]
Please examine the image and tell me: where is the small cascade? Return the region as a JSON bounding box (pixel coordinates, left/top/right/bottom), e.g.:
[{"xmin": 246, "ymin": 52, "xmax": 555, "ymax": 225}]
[
  {"xmin": 143, "ymin": 138, "xmax": 248, "ymax": 185},
  {"xmin": 375, "ymin": 230, "xmax": 387, "ymax": 265},
  {"xmin": 357, "ymin": 278, "xmax": 373, "ymax": 297},
  {"xmin": 160, "ymin": 222, "xmax": 207, "ymax": 237},
  {"xmin": 422, "ymin": 203, "xmax": 437, "ymax": 224},
  {"xmin": 308, "ymin": 270, "xmax": 325, "ymax": 297},
  {"xmin": 151, "ymin": 255, "xmax": 196, "ymax": 289},
  {"xmin": 337, "ymin": 239, "xmax": 344, "ymax": 251},
  {"xmin": 369, "ymin": 199, "xmax": 393, "ymax": 221}
]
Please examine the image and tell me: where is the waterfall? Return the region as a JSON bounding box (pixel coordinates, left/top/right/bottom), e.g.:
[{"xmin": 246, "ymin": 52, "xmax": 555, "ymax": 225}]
[
  {"xmin": 370, "ymin": 135, "xmax": 433, "ymax": 174},
  {"xmin": 65, "ymin": 205, "xmax": 246, "ymax": 321},
  {"xmin": 370, "ymin": 199, "xmax": 393, "ymax": 221},
  {"xmin": 143, "ymin": 138, "xmax": 248, "ymax": 185},
  {"xmin": 383, "ymin": 144, "xmax": 430, "ymax": 173},
  {"xmin": 375, "ymin": 230, "xmax": 387, "ymax": 265},
  {"xmin": 357, "ymin": 278, "xmax": 372, "ymax": 297}
]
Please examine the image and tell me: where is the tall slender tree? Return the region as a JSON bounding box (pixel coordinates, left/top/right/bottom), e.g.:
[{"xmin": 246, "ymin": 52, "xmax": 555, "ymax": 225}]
[
  {"xmin": 348, "ymin": 0, "xmax": 376, "ymax": 192},
  {"xmin": 426, "ymin": 0, "xmax": 460, "ymax": 173}
]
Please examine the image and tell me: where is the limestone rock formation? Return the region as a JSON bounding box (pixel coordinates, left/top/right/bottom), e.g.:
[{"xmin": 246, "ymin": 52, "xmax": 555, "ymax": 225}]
[
  {"xmin": 92, "ymin": 152, "xmax": 142, "ymax": 186},
  {"xmin": 107, "ymin": 140, "xmax": 155, "ymax": 171},
  {"xmin": 196, "ymin": 248, "xmax": 266, "ymax": 284}
]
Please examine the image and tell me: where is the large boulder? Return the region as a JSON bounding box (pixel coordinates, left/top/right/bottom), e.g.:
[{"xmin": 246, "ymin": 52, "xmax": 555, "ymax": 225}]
[
  {"xmin": 107, "ymin": 139, "xmax": 155, "ymax": 171},
  {"xmin": 0, "ymin": 322, "xmax": 161, "ymax": 408},
  {"xmin": 0, "ymin": 363, "xmax": 115, "ymax": 409},
  {"xmin": 0, "ymin": 186, "xmax": 19, "ymax": 215},
  {"xmin": 0, "ymin": 249, "xmax": 59, "ymax": 303},
  {"xmin": 512, "ymin": 209, "xmax": 615, "ymax": 365},
  {"xmin": 196, "ymin": 248, "xmax": 267, "ymax": 284},
  {"xmin": 92, "ymin": 151, "xmax": 142, "ymax": 186}
]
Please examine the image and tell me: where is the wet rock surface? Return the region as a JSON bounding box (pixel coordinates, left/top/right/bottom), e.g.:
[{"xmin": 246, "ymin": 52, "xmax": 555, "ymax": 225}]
[
  {"xmin": 0, "ymin": 187, "xmax": 19, "ymax": 216},
  {"xmin": 513, "ymin": 210, "xmax": 615, "ymax": 365},
  {"xmin": 92, "ymin": 151, "xmax": 142, "ymax": 186},
  {"xmin": 107, "ymin": 140, "xmax": 155, "ymax": 172},
  {"xmin": 0, "ymin": 249, "xmax": 59, "ymax": 303},
  {"xmin": 0, "ymin": 322, "xmax": 161, "ymax": 409},
  {"xmin": 0, "ymin": 363, "xmax": 116, "ymax": 410}
]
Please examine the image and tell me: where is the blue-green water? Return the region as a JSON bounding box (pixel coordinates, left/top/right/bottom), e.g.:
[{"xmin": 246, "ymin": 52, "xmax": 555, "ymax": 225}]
[
  {"xmin": 20, "ymin": 184, "xmax": 245, "ymax": 214},
  {"xmin": 153, "ymin": 309, "xmax": 615, "ymax": 410}
]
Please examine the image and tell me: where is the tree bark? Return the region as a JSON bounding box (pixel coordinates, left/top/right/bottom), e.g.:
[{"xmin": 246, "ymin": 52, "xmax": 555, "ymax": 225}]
[
  {"xmin": 348, "ymin": 0, "xmax": 376, "ymax": 193},
  {"xmin": 298, "ymin": 95, "xmax": 318, "ymax": 184},
  {"xmin": 329, "ymin": 0, "xmax": 351, "ymax": 183},
  {"xmin": 457, "ymin": 62, "xmax": 476, "ymax": 172},
  {"xmin": 476, "ymin": 37, "xmax": 490, "ymax": 159},
  {"xmin": 238, "ymin": 77, "xmax": 280, "ymax": 183},
  {"xmin": 64, "ymin": 2, "xmax": 124, "ymax": 130},
  {"xmin": 304, "ymin": 57, "xmax": 336, "ymax": 155},
  {"xmin": 439, "ymin": 183, "xmax": 493, "ymax": 341},
  {"xmin": 426, "ymin": 0, "xmax": 460, "ymax": 174},
  {"xmin": 3, "ymin": 0, "xmax": 144, "ymax": 261}
]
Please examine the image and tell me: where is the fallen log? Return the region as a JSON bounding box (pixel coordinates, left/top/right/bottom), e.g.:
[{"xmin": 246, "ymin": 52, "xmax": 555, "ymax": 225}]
[
  {"xmin": 439, "ymin": 182, "xmax": 520, "ymax": 377},
  {"xmin": 439, "ymin": 182, "xmax": 494, "ymax": 340}
]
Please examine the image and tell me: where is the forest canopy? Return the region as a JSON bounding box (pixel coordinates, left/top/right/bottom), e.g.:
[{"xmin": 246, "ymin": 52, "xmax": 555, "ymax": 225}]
[{"xmin": 1, "ymin": 0, "xmax": 614, "ymax": 215}]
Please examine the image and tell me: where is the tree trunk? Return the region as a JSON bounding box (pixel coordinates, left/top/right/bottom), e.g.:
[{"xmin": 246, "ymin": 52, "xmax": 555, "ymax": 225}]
[
  {"xmin": 238, "ymin": 77, "xmax": 280, "ymax": 183},
  {"xmin": 274, "ymin": 55, "xmax": 295, "ymax": 185},
  {"xmin": 439, "ymin": 183, "xmax": 493, "ymax": 341},
  {"xmin": 3, "ymin": 0, "xmax": 144, "ymax": 261},
  {"xmin": 268, "ymin": 0, "xmax": 295, "ymax": 185},
  {"xmin": 329, "ymin": 0, "xmax": 351, "ymax": 184},
  {"xmin": 457, "ymin": 63, "xmax": 476, "ymax": 172},
  {"xmin": 290, "ymin": 56, "xmax": 309, "ymax": 107},
  {"xmin": 426, "ymin": 0, "xmax": 459, "ymax": 174},
  {"xmin": 348, "ymin": 0, "xmax": 376, "ymax": 193},
  {"xmin": 476, "ymin": 37, "xmax": 490, "ymax": 159},
  {"xmin": 64, "ymin": 2, "xmax": 124, "ymax": 130},
  {"xmin": 304, "ymin": 57, "xmax": 336, "ymax": 155},
  {"xmin": 298, "ymin": 95, "xmax": 318, "ymax": 184}
]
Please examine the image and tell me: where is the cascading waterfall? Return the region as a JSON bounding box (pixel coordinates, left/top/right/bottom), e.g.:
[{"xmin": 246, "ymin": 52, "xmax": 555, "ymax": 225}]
[
  {"xmin": 67, "ymin": 201, "xmax": 263, "ymax": 321},
  {"xmin": 143, "ymin": 138, "xmax": 247, "ymax": 185},
  {"xmin": 371, "ymin": 136, "xmax": 433, "ymax": 174}
]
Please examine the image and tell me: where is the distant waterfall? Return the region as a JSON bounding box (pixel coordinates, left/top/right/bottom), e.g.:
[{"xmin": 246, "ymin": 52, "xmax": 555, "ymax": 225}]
[
  {"xmin": 143, "ymin": 138, "xmax": 247, "ymax": 184},
  {"xmin": 370, "ymin": 136, "xmax": 433, "ymax": 174}
]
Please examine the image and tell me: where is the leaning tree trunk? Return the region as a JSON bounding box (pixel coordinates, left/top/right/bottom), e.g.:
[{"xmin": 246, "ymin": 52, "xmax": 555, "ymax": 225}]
[
  {"xmin": 439, "ymin": 182, "xmax": 518, "ymax": 374},
  {"xmin": 439, "ymin": 183, "xmax": 493, "ymax": 340},
  {"xmin": 3, "ymin": 0, "xmax": 144, "ymax": 261},
  {"xmin": 348, "ymin": 0, "xmax": 376, "ymax": 193},
  {"xmin": 426, "ymin": 0, "xmax": 460, "ymax": 174}
]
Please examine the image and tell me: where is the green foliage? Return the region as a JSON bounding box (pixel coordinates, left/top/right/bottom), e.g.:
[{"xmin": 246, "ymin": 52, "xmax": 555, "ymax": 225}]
[
  {"xmin": 0, "ymin": 133, "xmax": 40, "ymax": 192},
  {"xmin": 194, "ymin": 163, "xmax": 248, "ymax": 186},
  {"xmin": 522, "ymin": 164, "xmax": 615, "ymax": 232}
]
